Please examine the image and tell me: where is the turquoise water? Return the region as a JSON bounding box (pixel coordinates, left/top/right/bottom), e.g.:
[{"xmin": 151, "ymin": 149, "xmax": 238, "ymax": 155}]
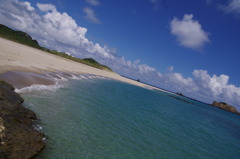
[{"xmin": 22, "ymin": 78, "xmax": 240, "ymax": 159}]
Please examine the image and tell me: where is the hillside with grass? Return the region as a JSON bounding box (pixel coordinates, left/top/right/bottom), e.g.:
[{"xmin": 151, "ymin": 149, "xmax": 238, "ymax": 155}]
[
  {"xmin": 0, "ymin": 24, "xmax": 113, "ymax": 72},
  {"xmin": 0, "ymin": 24, "xmax": 40, "ymax": 48}
]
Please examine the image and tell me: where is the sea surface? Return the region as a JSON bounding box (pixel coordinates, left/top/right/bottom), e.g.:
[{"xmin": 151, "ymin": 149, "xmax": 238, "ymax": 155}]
[{"xmin": 20, "ymin": 75, "xmax": 240, "ymax": 159}]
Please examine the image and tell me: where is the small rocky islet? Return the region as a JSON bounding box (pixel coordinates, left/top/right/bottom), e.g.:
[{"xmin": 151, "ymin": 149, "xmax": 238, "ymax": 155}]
[
  {"xmin": 210, "ymin": 101, "xmax": 240, "ymax": 115},
  {"xmin": 0, "ymin": 80, "xmax": 45, "ymax": 159}
]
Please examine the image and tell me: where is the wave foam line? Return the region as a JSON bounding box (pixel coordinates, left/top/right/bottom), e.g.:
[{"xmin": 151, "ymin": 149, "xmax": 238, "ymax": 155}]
[
  {"xmin": 15, "ymin": 83, "xmax": 65, "ymax": 93},
  {"xmin": 15, "ymin": 73, "xmax": 107, "ymax": 94}
]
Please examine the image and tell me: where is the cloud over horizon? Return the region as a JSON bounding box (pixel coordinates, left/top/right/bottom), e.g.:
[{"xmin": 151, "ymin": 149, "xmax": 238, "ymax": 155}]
[
  {"xmin": 0, "ymin": 0, "xmax": 240, "ymax": 110},
  {"xmin": 170, "ymin": 14, "xmax": 210, "ymax": 50}
]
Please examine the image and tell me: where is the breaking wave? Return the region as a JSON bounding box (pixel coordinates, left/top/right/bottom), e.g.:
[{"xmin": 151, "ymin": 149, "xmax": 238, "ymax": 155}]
[
  {"xmin": 15, "ymin": 73, "xmax": 107, "ymax": 93},
  {"xmin": 15, "ymin": 83, "xmax": 65, "ymax": 93}
]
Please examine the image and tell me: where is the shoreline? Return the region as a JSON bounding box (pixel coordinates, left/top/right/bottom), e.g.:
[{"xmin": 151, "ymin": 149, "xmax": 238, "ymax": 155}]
[
  {"xmin": 0, "ymin": 36, "xmax": 174, "ymax": 158},
  {"xmin": 0, "ymin": 37, "xmax": 173, "ymax": 94}
]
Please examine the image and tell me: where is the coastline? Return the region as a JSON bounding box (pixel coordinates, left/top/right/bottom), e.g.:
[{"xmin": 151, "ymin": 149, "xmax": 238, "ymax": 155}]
[
  {"xmin": 0, "ymin": 36, "xmax": 174, "ymax": 158},
  {"xmin": 0, "ymin": 37, "xmax": 172, "ymax": 94}
]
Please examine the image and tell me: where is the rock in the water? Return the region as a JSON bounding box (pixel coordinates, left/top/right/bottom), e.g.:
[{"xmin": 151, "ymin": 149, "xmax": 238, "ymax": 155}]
[
  {"xmin": 211, "ymin": 101, "xmax": 240, "ymax": 115},
  {"xmin": 0, "ymin": 80, "xmax": 45, "ymax": 159}
]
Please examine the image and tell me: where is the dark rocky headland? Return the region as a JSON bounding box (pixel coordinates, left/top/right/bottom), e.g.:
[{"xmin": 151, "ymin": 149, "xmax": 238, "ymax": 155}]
[
  {"xmin": 211, "ymin": 101, "xmax": 240, "ymax": 115},
  {"xmin": 0, "ymin": 80, "xmax": 45, "ymax": 159}
]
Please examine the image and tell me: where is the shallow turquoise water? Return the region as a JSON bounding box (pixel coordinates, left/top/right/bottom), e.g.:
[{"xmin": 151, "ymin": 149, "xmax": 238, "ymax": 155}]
[{"xmin": 22, "ymin": 78, "xmax": 240, "ymax": 159}]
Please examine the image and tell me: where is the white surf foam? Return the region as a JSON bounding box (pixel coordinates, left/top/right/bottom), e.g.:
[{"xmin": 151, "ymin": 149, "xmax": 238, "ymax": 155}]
[
  {"xmin": 33, "ymin": 124, "xmax": 43, "ymax": 131},
  {"xmin": 15, "ymin": 82, "xmax": 65, "ymax": 93},
  {"xmin": 42, "ymin": 137, "xmax": 47, "ymax": 143},
  {"xmin": 69, "ymin": 74, "xmax": 80, "ymax": 80},
  {"xmin": 80, "ymin": 75, "xmax": 87, "ymax": 79},
  {"xmin": 15, "ymin": 72, "xmax": 107, "ymax": 94}
]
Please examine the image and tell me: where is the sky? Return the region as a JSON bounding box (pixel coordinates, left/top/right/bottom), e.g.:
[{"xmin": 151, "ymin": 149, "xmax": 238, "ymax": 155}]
[{"xmin": 0, "ymin": 0, "xmax": 240, "ymax": 109}]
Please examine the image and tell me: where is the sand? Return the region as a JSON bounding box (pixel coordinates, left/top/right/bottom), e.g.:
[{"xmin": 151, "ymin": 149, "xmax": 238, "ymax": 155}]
[{"xmin": 0, "ymin": 37, "xmax": 170, "ymax": 93}]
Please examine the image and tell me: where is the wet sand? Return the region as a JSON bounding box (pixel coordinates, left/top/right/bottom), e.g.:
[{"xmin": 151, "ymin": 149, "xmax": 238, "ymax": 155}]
[{"xmin": 0, "ymin": 71, "xmax": 55, "ymax": 89}]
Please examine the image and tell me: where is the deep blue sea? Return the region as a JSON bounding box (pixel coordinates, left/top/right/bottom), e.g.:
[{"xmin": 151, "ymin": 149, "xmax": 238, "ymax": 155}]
[{"xmin": 21, "ymin": 76, "xmax": 240, "ymax": 159}]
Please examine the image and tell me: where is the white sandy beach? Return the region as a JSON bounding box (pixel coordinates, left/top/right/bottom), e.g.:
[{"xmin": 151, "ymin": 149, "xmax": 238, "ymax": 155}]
[{"xmin": 0, "ymin": 37, "xmax": 170, "ymax": 93}]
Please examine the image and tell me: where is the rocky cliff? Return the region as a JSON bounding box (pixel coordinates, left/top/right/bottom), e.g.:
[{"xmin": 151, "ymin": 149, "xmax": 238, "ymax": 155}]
[
  {"xmin": 211, "ymin": 101, "xmax": 240, "ymax": 115},
  {"xmin": 0, "ymin": 80, "xmax": 45, "ymax": 159}
]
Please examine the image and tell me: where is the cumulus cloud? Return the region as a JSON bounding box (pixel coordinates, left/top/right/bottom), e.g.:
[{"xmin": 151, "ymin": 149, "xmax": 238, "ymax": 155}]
[
  {"xmin": 192, "ymin": 70, "xmax": 240, "ymax": 106},
  {"xmin": 159, "ymin": 72, "xmax": 197, "ymax": 93},
  {"xmin": 0, "ymin": 0, "xmax": 108, "ymax": 61},
  {"xmin": 0, "ymin": 0, "xmax": 156, "ymax": 82},
  {"xmin": 85, "ymin": 0, "xmax": 100, "ymax": 6},
  {"xmin": 0, "ymin": 0, "xmax": 240, "ymax": 110},
  {"xmin": 156, "ymin": 70, "xmax": 240, "ymax": 109},
  {"xmin": 219, "ymin": 0, "xmax": 240, "ymax": 14},
  {"xmin": 37, "ymin": 3, "xmax": 56, "ymax": 12},
  {"xmin": 24, "ymin": 1, "xmax": 35, "ymax": 11},
  {"xmin": 170, "ymin": 14, "xmax": 210, "ymax": 50},
  {"xmin": 83, "ymin": 7, "xmax": 100, "ymax": 24}
]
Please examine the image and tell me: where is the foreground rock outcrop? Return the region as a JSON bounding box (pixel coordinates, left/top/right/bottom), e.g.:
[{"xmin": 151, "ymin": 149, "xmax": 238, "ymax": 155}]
[
  {"xmin": 211, "ymin": 101, "xmax": 240, "ymax": 115},
  {"xmin": 0, "ymin": 80, "xmax": 45, "ymax": 159}
]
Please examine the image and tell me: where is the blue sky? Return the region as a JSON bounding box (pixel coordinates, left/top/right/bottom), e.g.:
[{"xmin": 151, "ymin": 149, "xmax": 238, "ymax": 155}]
[
  {"xmin": 29, "ymin": 0, "xmax": 239, "ymax": 84},
  {"xmin": 0, "ymin": 0, "xmax": 240, "ymax": 108}
]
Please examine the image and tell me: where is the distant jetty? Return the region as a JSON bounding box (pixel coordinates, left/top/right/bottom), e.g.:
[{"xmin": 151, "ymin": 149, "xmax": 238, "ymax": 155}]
[
  {"xmin": 210, "ymin": 101, "xmax": 240, "ymax": 115},
  {"xmin": 0, "ymin": 80, "xmax": 45, "ymax": 159}
]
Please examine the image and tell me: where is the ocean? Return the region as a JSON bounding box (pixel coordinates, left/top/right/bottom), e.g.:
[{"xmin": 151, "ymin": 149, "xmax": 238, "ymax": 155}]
[{"xmin": 19, "ymin": 74, "xmax": 240, "ymax": 159}]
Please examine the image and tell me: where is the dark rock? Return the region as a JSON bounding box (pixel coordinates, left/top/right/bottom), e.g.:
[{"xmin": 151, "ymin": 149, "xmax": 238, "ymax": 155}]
[
  {"xmin": 16, "ymin": 31, "xmax": 33, "ymax": 41},
  {"xmin": 16, "ymin": 31, "xmax": 39, "ymax": 47},
  {"xmin": 176, "ymin": 92, "xmax": 184, "ymax": 96},
  {"xmin": 0, "ymin": 80, "xmax": 45, "ymax": 159},
  {"xmin": 211, "ymin": 101, "xmax": 240, "ymax": 115},
  {"xmin": 169, "ymin": 95, "xmax": 193, "ymax": 104}
]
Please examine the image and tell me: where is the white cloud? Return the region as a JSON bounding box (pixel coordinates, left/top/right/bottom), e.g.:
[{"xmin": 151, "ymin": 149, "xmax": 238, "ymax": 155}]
[
  {"xmin": 85, "ymin": 0, "xmax": 100, "ymax": 6},
  {"xmin": 138, "ymin": 64, "xmax": 156, "ymax": 74},
  {"xmin": 83, "ymin": 7, "xmax": 100, "ymax": 24},
  {"xmin": 219, "ymin": 0, "xmax": 240, "ymax": 14},
  {"xmin": 192, "ymin": 70, "xmax": 240, "ymax": 106},
  {"xmin": 0, "ymin": 0, "xmax": 240, "ymax": 110},
  {"xmin": 134, "ymin": 60, "xmax": 141, "ymax": 65},
  {"xmin": 24, "ymin": 1, "xmax": 34, "ymax": 11},
  {"xmin": 156, "ymin": 70, "xmax": 240, "ymax": 109},
  {"xmin": 170, "ymin": 14, "xmax": 210, "ymax": 50},
  {"xmin": 0, "ymin": 0, "xmax": 107, "ymax": 60},
  {"xmin": 36, "ymin": 3, "xmax": 56, "ymax": 12},
  {"xmin": 159, "ymin": 72, "xmax": 197, "ymax": 93}
]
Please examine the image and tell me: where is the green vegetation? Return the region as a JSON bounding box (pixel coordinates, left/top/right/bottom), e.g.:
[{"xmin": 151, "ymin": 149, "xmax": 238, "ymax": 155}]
[
  {"xmin": 0, "ymin": 24, "xmax": 40, "ymax": 48},
  {"xmin": 0, "ymin": 24, "xmax": 113, "ymax": 72},
  {"xmin": 42, "ymin": 48, "xmax": 113, "ymax": 71},
  {"xmin": 0, "ymin": 80, "xmax": 14, "ymax": 90}
]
